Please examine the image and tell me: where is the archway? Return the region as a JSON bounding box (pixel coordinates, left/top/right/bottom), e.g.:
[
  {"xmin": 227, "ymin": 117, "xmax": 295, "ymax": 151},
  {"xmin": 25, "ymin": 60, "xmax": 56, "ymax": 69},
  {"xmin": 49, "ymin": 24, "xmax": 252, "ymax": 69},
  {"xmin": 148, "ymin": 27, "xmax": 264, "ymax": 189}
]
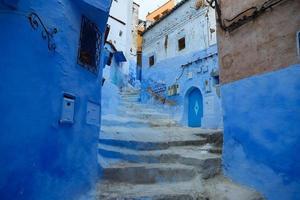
[{"xmin": 186, "ymin": 87, "xmax": 203, "ymax": 127}]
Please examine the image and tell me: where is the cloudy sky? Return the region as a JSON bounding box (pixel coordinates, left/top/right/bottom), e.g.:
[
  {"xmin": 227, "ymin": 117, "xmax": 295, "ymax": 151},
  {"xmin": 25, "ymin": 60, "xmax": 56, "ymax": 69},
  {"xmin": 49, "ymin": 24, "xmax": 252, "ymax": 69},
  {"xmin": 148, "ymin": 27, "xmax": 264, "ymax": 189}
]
[{"xmin": 134, "ymin": 0, "xmax": 169, "ymax": 20}]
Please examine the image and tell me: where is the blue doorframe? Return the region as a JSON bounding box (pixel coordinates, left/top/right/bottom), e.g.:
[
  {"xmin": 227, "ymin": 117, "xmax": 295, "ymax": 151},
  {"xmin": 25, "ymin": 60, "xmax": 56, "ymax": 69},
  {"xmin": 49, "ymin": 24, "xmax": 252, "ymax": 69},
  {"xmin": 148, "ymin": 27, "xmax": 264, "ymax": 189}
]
[{"xmin": 188, "ymin": 88, "xmax": 203, "ymax": 127}]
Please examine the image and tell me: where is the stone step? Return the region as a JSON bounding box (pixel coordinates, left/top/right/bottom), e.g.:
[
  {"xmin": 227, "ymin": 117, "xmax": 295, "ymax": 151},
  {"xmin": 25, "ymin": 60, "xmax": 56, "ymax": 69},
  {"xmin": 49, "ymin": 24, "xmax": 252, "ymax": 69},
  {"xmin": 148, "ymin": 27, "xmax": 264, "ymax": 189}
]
[
  {"xmin": 98, "ymin": 138, "xmax": 208, "ymax": 151},
  {"xmin": 98, "ymin": 144, "xmax": 221, "ymax": 179},
  {"xmin": 96, "ymin": 176, "xmax": 264, "ymax": 200},
  {"xmin": 119, "ymin": 111, "xmax": 173, "ymax": 121},
  {"xmin": 97, "ymin": 177, "xmax": 205, "ymax": 200},
  {"xmin": 120, "ymin": 95, "xmax": 140, "ymax": 100},
  {"xmin": 98, "ymin": 156, "xmax": 198, "ymax": 184},
  {"xmin": 102, "ymin": 118, "xmax": 177, "ymax": 128}
]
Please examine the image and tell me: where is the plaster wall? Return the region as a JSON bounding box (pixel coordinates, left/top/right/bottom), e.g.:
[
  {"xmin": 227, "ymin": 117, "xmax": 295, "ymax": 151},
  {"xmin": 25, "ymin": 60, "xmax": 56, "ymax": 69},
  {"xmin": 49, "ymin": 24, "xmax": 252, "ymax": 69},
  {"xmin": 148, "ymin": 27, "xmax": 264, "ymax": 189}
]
[
  {"xmin": 217, "ymin": 0, "xmax": 300, "ymax": 84},
  {"xmin": 143, "ymin": 0, "xmax": 216, "ymax": 64},
  {"xmin": 0, "ymin": 0, "xmax": 111, "ymax": 199},
  {"xmin": 141, "ymin": 45, "xmax": 223, "ymax": 129},
  {"xmin": 103, "ymin": 44, "xmax": 127, "ymax": 88},
  {"xmin": 221, "ymin": 64, "xmax": 300, "ymax": 200},
  {"xmin": 107, "ymin": 0, "xmax": 136, "ymax": 76}
]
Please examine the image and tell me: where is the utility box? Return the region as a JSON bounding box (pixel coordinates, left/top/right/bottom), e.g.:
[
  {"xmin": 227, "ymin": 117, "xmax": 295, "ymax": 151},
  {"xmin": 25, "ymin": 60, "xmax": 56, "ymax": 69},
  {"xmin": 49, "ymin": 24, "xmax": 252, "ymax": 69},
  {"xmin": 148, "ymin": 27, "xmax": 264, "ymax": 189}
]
[
  {"xmin": 86, "ymin": 101, "xmax": 100, "ymax": 127},
  {"xmin": 60, "ymin": 94, "xmax": 75, "ymax": 124}
]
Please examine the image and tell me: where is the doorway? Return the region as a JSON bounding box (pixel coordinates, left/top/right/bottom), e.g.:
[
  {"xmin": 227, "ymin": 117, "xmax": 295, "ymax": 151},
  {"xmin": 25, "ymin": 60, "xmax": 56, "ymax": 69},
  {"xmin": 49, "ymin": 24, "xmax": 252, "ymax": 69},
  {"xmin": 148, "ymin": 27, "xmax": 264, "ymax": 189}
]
[{"xmin": 188, "ymin": 87, "xmax": 203, "ymax": 127}]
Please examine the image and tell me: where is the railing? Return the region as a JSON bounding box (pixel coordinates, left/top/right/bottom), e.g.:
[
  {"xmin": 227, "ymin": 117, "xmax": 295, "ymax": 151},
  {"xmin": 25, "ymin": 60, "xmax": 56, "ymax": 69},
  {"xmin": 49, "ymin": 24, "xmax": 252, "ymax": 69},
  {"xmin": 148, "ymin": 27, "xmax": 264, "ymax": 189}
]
[{"xmin": 147, "ymin": 87, "xmax": 176, "ymax": 106}]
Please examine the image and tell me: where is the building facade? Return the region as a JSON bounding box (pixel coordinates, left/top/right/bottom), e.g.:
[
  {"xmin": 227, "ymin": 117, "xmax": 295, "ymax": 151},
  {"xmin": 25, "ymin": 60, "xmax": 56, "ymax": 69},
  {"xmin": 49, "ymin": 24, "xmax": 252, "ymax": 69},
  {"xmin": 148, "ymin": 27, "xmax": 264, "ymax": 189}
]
[
  {"xmin": 136, "ymin": 20, "xmax": 146, "ymax": 81},
  {"xmin": 141, "ymin": 0, "xmax": 222, "ymax": 129},
  {"xmin": 214, "ymin": 0, "xmax": 300, "ymax": 199},
  {"xmin": 0, "ymin": 0, "xmax": 111, "ymax": 199},
  {"xmin": 105, "ymin": 0, "xmax": 139, "ymax": 86},
  {"xmin": 146, "ymin": 0, "xmax": 176, "ymax": 24}
]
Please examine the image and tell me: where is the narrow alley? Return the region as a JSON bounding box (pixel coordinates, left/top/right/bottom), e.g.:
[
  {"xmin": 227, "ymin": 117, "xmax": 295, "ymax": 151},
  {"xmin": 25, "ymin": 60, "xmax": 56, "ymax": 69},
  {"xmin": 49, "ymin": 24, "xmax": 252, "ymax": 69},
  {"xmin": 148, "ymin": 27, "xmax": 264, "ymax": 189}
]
[
  {"xmin": 96, "ymin": 88, "xmax": 263, "ymax": 200},
  {"xmin": 1, "ymin": 0, "xmax": 299, "ymax": 199}
]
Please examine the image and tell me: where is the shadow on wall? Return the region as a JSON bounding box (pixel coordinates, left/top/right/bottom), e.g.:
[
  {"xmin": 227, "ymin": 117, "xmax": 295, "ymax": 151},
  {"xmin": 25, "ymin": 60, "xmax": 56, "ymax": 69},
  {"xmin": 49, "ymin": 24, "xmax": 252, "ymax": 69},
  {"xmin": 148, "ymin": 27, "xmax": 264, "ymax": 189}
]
[
  {"xmin": 221, "ymin": 64, "xmax": 300, "ymax": 200},
  {"xmin": 0, "ymin": 0, "xmax": 111, "ymax": 199}
]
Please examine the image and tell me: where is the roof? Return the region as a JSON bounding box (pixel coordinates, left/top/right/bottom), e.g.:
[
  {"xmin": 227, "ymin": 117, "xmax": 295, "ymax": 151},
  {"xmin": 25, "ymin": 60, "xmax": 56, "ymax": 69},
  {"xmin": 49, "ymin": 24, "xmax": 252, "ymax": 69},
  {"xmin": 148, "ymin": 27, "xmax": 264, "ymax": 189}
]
[
  {"xmin": 142, "ymin": 0, "xmax": 190, "ymax": 36},
  {"xmin": 146, "ymin": 0, "xmax": 175, "ymax": 18}
]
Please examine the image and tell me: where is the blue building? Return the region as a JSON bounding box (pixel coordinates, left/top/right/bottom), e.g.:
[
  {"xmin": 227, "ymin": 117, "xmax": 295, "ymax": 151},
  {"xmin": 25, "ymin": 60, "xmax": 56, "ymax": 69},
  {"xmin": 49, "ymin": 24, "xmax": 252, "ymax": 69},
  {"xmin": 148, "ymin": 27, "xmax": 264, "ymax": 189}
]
[
  {"xmin": 214, "ymin": 0, "xmax": 300, "ymax": 199},
  {"xmin": 141, "ymin": 0, "xmax": 223, "ymax": 129},
  {"xmin": 0, "ymin": 0, "xmax": 111, "ymax": 199},
  {"xmin": 103, "ymin": 41, "xmax": 127, "ymax": 88}
]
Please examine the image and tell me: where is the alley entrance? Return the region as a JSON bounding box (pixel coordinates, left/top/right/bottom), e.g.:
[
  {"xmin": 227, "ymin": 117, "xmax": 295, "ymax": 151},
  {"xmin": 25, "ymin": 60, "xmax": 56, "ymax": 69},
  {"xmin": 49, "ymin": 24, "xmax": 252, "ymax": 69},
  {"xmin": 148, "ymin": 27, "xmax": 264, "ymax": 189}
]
[{"xmin": 188, "ymin": 87, "xmax": 203, "ymax": 128}]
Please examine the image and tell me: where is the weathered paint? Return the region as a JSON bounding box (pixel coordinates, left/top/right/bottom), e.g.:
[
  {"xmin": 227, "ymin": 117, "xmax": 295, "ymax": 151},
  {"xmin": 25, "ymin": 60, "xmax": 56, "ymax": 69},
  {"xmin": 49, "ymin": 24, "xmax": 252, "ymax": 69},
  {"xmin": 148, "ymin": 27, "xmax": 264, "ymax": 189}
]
[
  {"xmin": 143, "ymin": 0, "xmax": 217, "ymax": 62},
  {"xmin": 142, "ymin": 45, "xmax": 223, "ymax": 129},
  {"xmin": 217, "ymin": 0, "xmax": 300, "ymax": 84},
  {"xmin": 0, "ymin": 0, "xmax": 111, "ymax": 199},
  {"xmin": 221, "ymin": 64, "xmax": 300, "ymax": 200},
  {"xmin": 141, "ymin": 0, "xmax": 222, "ymax": 129}
]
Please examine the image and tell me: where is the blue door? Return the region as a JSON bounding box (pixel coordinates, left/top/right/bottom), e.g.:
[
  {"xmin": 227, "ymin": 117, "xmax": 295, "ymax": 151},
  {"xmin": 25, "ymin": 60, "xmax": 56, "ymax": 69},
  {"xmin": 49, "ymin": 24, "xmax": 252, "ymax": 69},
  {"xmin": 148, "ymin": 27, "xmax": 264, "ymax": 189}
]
[{"xmin": 188, "ymin": 88, "xmax": 203, "ymax": 127}]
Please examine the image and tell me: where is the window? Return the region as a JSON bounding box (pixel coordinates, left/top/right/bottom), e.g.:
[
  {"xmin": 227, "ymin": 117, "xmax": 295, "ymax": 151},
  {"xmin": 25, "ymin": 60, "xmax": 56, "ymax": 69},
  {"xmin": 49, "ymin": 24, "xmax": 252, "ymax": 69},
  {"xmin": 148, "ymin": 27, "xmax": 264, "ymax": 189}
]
[
  {"xmin": 149, "ymin": 55, "xmax": 155, "ymax": 67},
  {"xmin": 164, "ymin": 35, "xmax": 168, "ymax": 49},
  {"xmin": 107, "ymin": 52, "xmax": 113, "ymax": 66},
  {"xmin": 119, "ymin": 30, "xmax": 123, "ymax": 37},
  {"xmin": 162, "ymin": 10, "xmax": 169, "ymax": 16},
  {"xmin": 78, "ymin": 16, "xmax": 101, "ymax": 74},
  {"xmin": 178, "ymin": 37, "xmax": 186, "ymax": 51},
  {"xmin": 154, "ymin": 15, "xmax": 160, "ymax": 21}
]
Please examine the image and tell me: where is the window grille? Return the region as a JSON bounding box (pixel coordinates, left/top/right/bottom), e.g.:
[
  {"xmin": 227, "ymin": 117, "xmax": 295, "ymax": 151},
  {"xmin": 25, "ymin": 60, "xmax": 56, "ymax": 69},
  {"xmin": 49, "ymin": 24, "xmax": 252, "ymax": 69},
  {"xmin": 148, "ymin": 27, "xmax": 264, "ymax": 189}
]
[{"xmin": 78, "ymin": 16, "xmax": 101, "ymax": 74}]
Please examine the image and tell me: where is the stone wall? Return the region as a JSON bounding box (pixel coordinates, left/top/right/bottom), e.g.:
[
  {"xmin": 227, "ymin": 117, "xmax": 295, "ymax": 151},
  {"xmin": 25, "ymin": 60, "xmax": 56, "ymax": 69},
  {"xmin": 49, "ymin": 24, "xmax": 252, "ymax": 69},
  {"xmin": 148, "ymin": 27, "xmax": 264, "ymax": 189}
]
[{"xmin": 217, "ymin": 0, "xmax": 300, "ymax": 83}]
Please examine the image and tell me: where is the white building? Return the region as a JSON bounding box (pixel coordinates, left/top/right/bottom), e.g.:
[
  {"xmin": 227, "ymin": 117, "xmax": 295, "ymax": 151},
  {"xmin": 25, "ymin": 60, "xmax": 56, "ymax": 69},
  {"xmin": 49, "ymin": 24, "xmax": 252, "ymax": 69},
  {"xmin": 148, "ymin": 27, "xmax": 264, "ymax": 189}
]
[
  {"xmin": 141, "ymin": 0, "xmax": 222, "ymax": 129},
  {"xmin": 105, "ymin": 0, "xmax": 139, "ymax": 79},
  {"xmin": 143, "ymin": 0, "xmax": 216, "ymax": 62}
]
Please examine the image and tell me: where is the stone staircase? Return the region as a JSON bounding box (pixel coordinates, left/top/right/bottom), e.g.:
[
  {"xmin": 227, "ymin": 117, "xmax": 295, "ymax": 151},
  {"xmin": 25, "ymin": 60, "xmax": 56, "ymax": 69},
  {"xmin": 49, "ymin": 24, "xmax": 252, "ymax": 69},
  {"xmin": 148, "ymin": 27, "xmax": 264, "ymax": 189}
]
[{"xmin": 95, "ymin": 89, "xmax": 264, "ymax": 200}]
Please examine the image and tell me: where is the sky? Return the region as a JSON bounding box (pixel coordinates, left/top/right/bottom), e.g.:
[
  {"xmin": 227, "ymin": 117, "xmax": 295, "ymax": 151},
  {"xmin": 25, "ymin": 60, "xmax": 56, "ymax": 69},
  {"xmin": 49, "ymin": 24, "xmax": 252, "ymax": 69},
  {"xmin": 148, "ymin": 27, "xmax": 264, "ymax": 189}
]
[{"xmin": 134, "ymin": 0, "xmax": 169, "ymax": 20}]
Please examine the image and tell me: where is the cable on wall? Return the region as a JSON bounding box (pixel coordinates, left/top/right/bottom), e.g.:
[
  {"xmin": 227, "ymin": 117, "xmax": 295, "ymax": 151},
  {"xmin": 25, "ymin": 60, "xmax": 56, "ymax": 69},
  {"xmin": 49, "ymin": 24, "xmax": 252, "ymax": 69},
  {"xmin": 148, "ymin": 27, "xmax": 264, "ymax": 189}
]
[{"xmin": 206, "ymin": 0, "xmax": 291, "ymax": 32}]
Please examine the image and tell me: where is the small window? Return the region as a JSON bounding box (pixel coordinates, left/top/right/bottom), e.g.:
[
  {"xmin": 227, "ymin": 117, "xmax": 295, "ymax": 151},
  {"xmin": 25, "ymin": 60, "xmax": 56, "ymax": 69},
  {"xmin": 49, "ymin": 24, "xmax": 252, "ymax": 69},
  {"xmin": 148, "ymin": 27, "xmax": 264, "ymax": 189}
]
[
  {"xmin": 178, "ymin": 37, "xmax": 186, "ymax": 51},
  {"xmin": 107, "ymin": 52, "xmax": 113, "ymax": 66},
  {"xmin": 149, "ymin": 55, "xmax": 155, "ymax": 67},
  {"xmin": 297, "ymin": 31, "xmax": 300, "ymax": 56},
  {"xmin": 162, "ymin": 10, "xmax": 169, "ymax": 16},
  {"xmin": 213, "ymin": 75, "xmax": 220, "ymax": 85},
  {"xmin": 164, "ymin": 35, "xmax": 168, "ymax": 49},
  {"xmin": 119, "ymin": 30, "xmax": 123, "ymax": 37},
  {"xmin": 154, "ymin": 15, "xmax": 160, "ymax": 21},
  {"xmin": 78, "ymin": 16, "xmax": 101, "ymax": 74}
]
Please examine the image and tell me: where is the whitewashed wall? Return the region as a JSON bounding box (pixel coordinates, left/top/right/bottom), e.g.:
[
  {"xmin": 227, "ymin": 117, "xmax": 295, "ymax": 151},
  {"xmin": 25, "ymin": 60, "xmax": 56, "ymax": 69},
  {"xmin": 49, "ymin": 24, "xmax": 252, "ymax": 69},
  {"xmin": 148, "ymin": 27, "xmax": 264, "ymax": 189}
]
[
  {"xmin": 107, "ymin": 0, "xmax": 134, "ymax": 75},
  {"xmin": 143, "ymin": 0, "xmax": 216, "ymax": 65}
]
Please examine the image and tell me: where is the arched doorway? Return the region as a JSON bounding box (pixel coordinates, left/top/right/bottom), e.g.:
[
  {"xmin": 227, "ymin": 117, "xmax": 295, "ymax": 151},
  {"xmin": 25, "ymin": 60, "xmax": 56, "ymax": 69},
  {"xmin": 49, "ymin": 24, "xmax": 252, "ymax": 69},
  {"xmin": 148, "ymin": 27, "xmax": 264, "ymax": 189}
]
[{"xmin": 187, "ymin": 87, "xmax": 203, "ymax": 127}]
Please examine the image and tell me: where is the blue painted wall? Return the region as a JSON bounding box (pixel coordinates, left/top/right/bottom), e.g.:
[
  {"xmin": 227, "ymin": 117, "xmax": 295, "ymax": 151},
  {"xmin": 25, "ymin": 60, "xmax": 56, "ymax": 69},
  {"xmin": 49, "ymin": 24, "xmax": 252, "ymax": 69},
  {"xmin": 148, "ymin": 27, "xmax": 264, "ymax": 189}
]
[
  {"xmin": 103, "ymin": 44, "xmax": 126, "ymax": 88},
  {"xmin": 0, "ymin": 0, "xmax": 111, "ymax": 199},
  {"xmin": 221, "ymin": 64, "xmax": 300, "ymax": 200},
  {"xmin": 141, "ymin": 45, "xmax": 223, "ymax": 129}
]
